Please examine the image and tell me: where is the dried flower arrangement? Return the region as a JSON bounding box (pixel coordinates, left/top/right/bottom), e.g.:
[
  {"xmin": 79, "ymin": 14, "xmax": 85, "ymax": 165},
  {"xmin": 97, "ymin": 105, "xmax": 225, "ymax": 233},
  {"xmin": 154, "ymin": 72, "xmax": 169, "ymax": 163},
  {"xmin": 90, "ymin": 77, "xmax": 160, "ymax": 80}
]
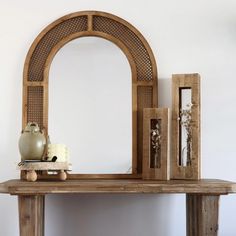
[
  {"xmin": 150, "ymin": 121, "xmax": 161, "ymax": 168},
  {"xmin": 143, "ymin": 108, "xmax": 169, "ymax": 180},
  {"xmin": 171, "ymin": 74, "xmax": 200, "ymax": 179},
  {"xmin": 179, "ymin": 103, "xmax": 192, "ymax": 166}
]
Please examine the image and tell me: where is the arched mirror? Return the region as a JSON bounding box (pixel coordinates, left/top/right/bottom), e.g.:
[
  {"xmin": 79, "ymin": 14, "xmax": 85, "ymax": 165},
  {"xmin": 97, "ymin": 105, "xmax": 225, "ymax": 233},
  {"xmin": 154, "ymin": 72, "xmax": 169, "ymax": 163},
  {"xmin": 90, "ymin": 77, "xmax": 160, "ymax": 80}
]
[
  {"xmin": 49, "ymin": 37, "xmax": 132, "ymax": 174},
  {"xmin": 22, "ymin": 11, "xmax": 158, "ymax": 179}
]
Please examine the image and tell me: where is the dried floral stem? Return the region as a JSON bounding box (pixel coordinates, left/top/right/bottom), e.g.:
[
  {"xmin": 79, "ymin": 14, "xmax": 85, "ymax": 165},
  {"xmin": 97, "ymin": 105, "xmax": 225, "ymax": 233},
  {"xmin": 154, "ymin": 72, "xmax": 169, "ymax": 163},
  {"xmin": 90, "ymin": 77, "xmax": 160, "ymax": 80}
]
[
  {"xmin": 150, "ymin": 122, "xmax": 161, "ymax": 168},
  {"xmin": 179, "ymin": 103, "xmax": 193, "ymax": 166}
]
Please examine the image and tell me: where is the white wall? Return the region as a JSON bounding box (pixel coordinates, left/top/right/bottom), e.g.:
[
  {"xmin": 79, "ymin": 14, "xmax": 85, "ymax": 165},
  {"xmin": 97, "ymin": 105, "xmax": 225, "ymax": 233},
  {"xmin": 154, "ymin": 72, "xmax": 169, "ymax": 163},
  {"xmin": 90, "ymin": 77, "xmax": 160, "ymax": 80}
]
[{"xmin": 0, "ymin": 0, "xmax": 236, "ymax": 235}]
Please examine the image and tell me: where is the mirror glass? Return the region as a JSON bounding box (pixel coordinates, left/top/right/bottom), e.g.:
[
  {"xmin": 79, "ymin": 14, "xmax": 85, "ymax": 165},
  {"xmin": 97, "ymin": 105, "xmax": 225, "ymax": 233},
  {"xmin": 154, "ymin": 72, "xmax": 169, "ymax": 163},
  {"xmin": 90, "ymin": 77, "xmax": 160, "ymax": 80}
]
[
  {"xmin": 49, "ymin": 37, "xmax": 132, "ymax": 174},
  {"xmin": 179, "ymin": 88, "xmax": 192, "ymax": 166}
]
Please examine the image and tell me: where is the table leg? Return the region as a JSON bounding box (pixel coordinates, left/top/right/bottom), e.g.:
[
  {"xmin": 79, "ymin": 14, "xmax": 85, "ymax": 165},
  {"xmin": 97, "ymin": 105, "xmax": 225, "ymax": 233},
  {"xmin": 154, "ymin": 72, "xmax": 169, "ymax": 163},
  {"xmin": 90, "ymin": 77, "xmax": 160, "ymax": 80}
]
[
  {"xmin": 186, "ymin": 194, "xmax": 219, "ymax": 236},
  {"xmin": 18, "ymin": 195, "xmax": 45, "ymax": 236}
]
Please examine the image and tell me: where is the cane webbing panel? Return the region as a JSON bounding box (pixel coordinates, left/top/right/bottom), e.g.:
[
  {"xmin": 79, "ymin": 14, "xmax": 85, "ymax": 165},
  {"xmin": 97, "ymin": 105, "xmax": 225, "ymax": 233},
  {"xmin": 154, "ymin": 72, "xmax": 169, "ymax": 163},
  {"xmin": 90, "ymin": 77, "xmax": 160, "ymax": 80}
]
[
  {"xmin": 137, "ymin": 86, "xmax": 153, "ymax": 172},
  {"xmin": 93, "ymin": 16, "xmax": 153, "ymax": 81},
  {"xmin": 28, "ymin": 16, "xmax": 87, "ymax": 81},
  {"xmin": 27, "ymin": 86, "xmax": 44, "ymax": 128}
]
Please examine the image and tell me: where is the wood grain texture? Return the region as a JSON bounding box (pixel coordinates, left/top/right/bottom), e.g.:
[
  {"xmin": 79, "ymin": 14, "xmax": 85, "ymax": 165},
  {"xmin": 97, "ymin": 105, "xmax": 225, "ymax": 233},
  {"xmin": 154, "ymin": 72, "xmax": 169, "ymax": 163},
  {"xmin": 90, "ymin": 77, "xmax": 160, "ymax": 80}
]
[
  {"xmin": 22, "ymin": 11, "xmax": 158, "ymax": 179},
  {"xmin": 18, "ymin": 195, "xmax": 45, "ymax": 236},
  {"xmin": 171, "ymin": 73, "xmax": 201, "ymax": 179},
  {"xmin": 19, "ymin": 162, "xmax": 71, "ymax": 171},
  {"xmin": 142, "ymin": 108, "xmax": 170, "ymax": 180},
  {"xmin": 0, "ymin": 183, "xmax": 8, "ymax": 193},
  {"xmin": 1, "ymin": 179, "xmax": 236, "ymax": 195},
  {"xmin": 39, "ymin": 173, "xmax": 141, "ymax": 180},
  {"xmin": 186, "ymin": 194, "xmax": 219, "ymax": 236}
]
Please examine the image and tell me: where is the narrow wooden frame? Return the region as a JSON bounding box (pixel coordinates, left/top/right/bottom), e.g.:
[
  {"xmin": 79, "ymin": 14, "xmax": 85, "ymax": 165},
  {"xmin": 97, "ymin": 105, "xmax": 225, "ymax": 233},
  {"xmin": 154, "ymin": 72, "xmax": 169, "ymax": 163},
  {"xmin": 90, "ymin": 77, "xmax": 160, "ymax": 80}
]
[
  {"xmin": 22, "ymin": 11, "xmax": 158, "ymax": 179},
  {"xmin": 171, "ymin": 74, "xmax": 201, "ymax": 179},
  {"xmin": 142, "ymin": 108, "xmax": 170, "ymax": 180}
]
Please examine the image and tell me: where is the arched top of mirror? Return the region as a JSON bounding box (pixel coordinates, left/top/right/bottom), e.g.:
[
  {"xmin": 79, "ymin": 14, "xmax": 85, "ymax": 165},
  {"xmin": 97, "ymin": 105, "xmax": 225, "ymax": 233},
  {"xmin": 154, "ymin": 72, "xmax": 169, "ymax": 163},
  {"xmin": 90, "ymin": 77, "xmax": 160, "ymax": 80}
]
[
  {"xmin": 23, "ymin": 11, "xmax": 157, "ymax": 84},
  {"xmin": 22, "ymin": 11, "xmax": 158, "ymax": 178}
]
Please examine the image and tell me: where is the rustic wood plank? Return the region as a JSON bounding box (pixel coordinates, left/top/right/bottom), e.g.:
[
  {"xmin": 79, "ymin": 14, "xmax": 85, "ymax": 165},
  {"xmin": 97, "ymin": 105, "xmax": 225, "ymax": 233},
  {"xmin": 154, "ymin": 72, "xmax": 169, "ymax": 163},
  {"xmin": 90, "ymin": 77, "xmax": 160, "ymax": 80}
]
[
  {"xmin": 171, "ymin": 73, "xmax": 201, "ymax": 179},
  {"xmin": 18, "ymin": 162, "xmax": 71, "ymax": 171},
  {"xmin": 186, "ymin": 194, "xmax": 219, "ymax": 236},
  {"xmin": 41, "ymin": 173, "xmax": 141, "ymax": 180},
  {"xmin": 0, "ymin": 182, "xmax": 8, "ymax": 193},
  {"xmin": 18, "ymin": 195, "xmax": 45, "ymax": 236},
  {"xmin": 87, "ymin": 14, "xmax": 93, "ymax": 31},
  {"xmin": 1, "ymin": 179, "xmax": 235, "ymax": 195}
]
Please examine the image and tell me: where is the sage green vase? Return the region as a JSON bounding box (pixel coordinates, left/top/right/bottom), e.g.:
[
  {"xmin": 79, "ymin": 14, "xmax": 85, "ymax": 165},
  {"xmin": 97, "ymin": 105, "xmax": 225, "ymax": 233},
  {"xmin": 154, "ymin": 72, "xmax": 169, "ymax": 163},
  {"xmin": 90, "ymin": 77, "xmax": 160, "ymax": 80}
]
[{"xmin": 18, "ymin": 122, "xmax": 46, "ymax": 161}]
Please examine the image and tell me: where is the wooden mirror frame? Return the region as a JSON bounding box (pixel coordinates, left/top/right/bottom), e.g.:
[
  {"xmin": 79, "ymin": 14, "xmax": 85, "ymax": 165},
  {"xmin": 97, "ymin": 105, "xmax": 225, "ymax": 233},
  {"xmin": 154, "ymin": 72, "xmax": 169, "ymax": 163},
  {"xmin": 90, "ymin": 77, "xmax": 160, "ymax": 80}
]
[{"xmin": 22, "ymin": 11, "xmax": 158, "ymax": 179}]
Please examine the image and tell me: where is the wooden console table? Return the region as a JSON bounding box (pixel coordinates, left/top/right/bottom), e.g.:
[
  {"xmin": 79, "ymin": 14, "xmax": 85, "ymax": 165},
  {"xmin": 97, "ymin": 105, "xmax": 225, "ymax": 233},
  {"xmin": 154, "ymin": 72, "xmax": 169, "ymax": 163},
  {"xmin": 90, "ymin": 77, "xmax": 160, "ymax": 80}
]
[{"xmin": 0, "ymin": 179, "xmax": 236, "ymax": 236}]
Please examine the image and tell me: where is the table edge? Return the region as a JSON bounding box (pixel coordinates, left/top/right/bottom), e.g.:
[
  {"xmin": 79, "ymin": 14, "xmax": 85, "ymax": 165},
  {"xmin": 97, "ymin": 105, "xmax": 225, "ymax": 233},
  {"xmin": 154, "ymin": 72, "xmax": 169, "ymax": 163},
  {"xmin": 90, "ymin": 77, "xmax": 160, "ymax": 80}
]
[{"xmin": 1, "ymin": 179, "xmax": 236, "ymax": 195}]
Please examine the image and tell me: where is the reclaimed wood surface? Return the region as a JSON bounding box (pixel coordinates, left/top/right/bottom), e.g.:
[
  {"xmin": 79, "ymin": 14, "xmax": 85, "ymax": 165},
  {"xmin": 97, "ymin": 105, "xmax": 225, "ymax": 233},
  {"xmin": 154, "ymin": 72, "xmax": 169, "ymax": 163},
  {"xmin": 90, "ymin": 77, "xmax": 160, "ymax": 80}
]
[
  {"xmin": 0, "ymin": 179, "xmax": 235, "ymax": 195},
  {"xmin": 171, "ymin": 73, "xmax": 201, "ymax": 180},
  {"xmin": 186, "ymin": 194, "xmax": 219, "ymax": 236},
  {"xmin": 18, "ymin": 162, "xmax": 71, "ymax": 171},
  {"xmin": 37, "ymin": 173, "xmax": 141, "ymax": 181},
  {"xmin": 18, "ymin": 195, "xmax": 44, "ymax": 236}
]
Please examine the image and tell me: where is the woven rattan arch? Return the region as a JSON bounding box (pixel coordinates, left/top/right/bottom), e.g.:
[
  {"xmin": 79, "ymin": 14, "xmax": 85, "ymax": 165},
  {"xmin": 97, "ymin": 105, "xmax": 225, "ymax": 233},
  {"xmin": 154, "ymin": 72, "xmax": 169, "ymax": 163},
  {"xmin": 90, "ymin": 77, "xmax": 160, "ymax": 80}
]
[{"xmin": 23, "ymin": 11, "xmax": 158, "ymax": 179}]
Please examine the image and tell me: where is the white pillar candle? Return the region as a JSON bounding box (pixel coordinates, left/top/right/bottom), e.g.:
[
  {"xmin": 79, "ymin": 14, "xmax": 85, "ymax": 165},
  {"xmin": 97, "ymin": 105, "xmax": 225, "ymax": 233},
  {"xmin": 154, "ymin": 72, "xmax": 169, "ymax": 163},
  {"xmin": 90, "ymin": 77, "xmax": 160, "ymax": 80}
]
[{"xmin": 47, "ymin": 144, "xmax": 69, "ymax": 162}]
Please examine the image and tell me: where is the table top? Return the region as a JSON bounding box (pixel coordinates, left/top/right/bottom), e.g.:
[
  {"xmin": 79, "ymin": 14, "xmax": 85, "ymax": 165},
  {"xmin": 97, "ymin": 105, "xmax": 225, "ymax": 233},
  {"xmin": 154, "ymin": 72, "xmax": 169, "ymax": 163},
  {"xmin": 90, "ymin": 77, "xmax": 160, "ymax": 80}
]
[{"xmin": 0, "ymin": 179, "xmax": 236, "ymax": 195}]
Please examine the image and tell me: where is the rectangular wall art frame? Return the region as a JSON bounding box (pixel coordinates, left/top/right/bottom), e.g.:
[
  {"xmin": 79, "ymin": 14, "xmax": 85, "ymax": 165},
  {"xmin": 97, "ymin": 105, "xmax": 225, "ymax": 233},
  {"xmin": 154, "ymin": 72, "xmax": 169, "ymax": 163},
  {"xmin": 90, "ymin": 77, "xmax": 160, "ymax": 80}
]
[
  {"xmin": 171, "ymin": 73, "xmax": 201, "ymax": 180},
  {"xmin": 142, "ymin": 108, "xmax": 170, "ymax": 180}
]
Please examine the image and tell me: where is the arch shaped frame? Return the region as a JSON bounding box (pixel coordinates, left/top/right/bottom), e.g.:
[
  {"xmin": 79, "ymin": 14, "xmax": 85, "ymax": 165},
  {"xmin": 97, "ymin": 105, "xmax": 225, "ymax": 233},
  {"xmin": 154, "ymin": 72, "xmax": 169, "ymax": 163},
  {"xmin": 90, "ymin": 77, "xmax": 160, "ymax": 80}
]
[{"xmin": 22, "ymin": 11, "xmax": 158, "ymax": 179}]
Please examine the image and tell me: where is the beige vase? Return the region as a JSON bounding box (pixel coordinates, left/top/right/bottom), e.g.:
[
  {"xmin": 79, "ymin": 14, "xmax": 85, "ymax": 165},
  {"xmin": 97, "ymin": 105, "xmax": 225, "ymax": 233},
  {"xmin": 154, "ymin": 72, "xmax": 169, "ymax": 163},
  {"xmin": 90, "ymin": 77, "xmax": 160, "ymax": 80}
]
[{"xmin": 18, "ymin": 122, "xmax": 46, "ymax": 161}]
